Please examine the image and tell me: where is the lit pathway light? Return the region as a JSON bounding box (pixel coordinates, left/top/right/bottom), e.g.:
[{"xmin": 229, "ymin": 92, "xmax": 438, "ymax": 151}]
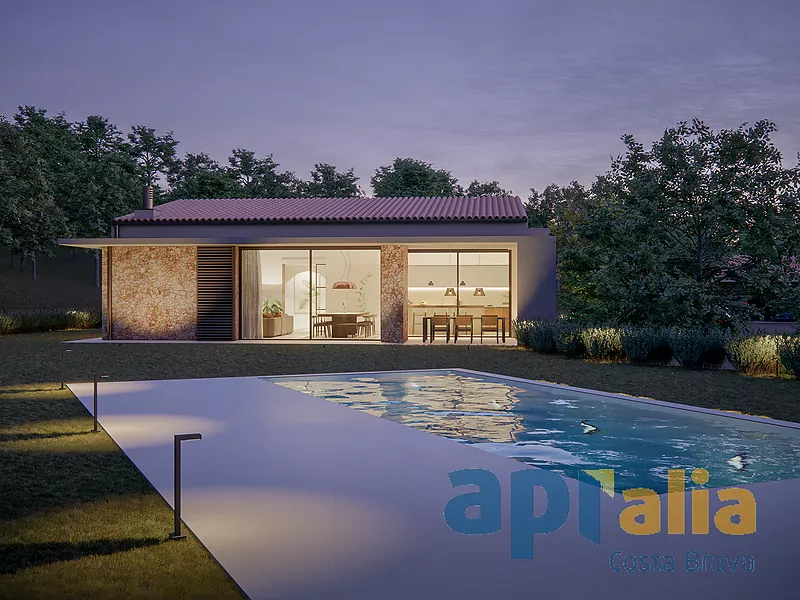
[
  {"xmin": 169, "ymin": 433, "xmax": 203, "ymax": 540},
  {"xmin": 60, "ymin": 346, "xmax": 73, "ymax": 389},
  {"xmin": 92, "ymin": 372, "xmax": 110, "ymax": 433}
]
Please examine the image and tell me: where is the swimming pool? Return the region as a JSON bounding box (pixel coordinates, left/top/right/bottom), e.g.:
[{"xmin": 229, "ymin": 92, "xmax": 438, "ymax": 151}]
[{"xmin": 266, "ymin": 369, "xmax": 800, "ymax": 494}]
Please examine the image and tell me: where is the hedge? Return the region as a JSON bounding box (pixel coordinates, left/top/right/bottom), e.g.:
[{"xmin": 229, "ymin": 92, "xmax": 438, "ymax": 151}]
[{"xmin": 0, "ymin": 308, "xmax": 101, "ymax": 335}]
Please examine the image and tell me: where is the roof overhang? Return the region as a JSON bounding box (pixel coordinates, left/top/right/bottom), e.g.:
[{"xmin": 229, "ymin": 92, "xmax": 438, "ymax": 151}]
[{"xmin": 59, "ymin": 236, "xmax": 534, "ymax": 249}]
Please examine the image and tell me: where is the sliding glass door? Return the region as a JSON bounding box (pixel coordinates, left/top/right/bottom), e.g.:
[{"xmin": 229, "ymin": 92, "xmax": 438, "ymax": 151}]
[
  {"xmin": 240, "ymin": 248, "xmax": 380, "ymax": 340},
  {"xmin": 240, "ymin": 249, "xmax": 311, "ymax": 339},
  {"xmin": 407, "ymin": 250, "xmax": 511, "ymax": 336},
  {"xmin": 310, "ymin": 249, "xmax": 380, "ymax": 339},
  {"xmin": 457, "ymin": 252, "xmax": 511, "ymax": 334}
]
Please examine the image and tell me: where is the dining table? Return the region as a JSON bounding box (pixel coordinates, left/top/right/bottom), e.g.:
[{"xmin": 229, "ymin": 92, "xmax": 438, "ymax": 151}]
[
  {"xmin": 323, "ymin": 312, "xmax": 366, "ymax": 338},
  {"xmin": 422, "ymin": 315, "xmax": 506, "ymax": 343}
]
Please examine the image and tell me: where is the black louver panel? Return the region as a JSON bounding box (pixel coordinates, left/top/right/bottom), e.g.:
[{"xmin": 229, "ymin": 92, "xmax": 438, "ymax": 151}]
[{"xmin": 197, "ymin": 247, "xmax": 234, "ymax": 341}]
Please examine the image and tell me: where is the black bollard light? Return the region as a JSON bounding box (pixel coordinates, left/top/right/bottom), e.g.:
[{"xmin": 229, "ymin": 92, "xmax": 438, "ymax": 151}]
[
  {"xmin": 169, "ymin": 433, "xmax": 203, "ymax": 540},
  {"xmin": 92, "ymin": 373, "xmax": 110, "ymax": 432},
  {"xmin": 60, "ymin": 346, "xmax": 73, "ymax": 390}
]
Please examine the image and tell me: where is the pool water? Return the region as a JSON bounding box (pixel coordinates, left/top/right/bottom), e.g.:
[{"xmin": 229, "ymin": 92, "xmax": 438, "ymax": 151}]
[{"xmin": 266, "ymin": 370, "xmax": 800, "ymax": 494}]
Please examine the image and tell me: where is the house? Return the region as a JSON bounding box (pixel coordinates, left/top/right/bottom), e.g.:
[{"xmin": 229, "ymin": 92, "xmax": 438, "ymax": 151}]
[{"xmin": 59, "ymin": 190, "xmax": 556, "ymax": 342}]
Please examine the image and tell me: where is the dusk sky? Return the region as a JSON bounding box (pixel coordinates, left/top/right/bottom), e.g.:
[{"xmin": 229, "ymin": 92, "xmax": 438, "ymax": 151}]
[{"xmin": 2, "ymin": 0, "xmax": 798, "ymax": 197}]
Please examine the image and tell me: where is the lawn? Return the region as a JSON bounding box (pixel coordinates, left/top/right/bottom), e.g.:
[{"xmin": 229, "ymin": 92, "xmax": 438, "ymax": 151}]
[{"xmin": 1, "ymin": 329, "xmax": 798, "ymax": 598}]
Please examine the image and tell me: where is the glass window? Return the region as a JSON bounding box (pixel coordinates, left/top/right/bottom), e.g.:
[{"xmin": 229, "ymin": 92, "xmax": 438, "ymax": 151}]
[
  {"xmin": 310, "ymin": 249, "xmax": 380, "ymax": 339},
  {"xmin": 407, "ymin": 250, "xmax": 511, "ymax": 336},
  {"xmin": 457, "ymin": 252, "xmax": 510, "ymax": 333},
  {"xmin": 241, "ymin": 249, "xmax": 310, "ymax": 339},
  {"xmin": 407, "ymin": 252, "xmax": 459, "ymax": 335}
]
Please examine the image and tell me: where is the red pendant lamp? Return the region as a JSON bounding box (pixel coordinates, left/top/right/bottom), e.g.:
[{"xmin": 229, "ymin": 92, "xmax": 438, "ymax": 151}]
[{"xmin": 333, "ymin": 250, "xmax": 356, "ymax": 289}]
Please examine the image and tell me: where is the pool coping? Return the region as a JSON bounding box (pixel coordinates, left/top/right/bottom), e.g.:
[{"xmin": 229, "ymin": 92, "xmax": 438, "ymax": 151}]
[{"xmin": 263, "ymin": 366, "xmax": 800, "ymax": 431}]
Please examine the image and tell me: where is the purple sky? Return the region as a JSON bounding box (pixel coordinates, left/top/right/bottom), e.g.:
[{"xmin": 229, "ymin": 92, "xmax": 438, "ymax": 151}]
[{"xmin": 3, "ymin": 0, "xmax": 799, "ymax": 197}]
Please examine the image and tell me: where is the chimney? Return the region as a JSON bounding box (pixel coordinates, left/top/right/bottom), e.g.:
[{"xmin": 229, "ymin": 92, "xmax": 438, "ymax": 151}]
[
  {"xmin": 133, "ymin": 184, "xmax": 161, "ymax": 218},
  {"xmin": 143, "ymin": 185, "xmax": 154, "ymax": 210}
]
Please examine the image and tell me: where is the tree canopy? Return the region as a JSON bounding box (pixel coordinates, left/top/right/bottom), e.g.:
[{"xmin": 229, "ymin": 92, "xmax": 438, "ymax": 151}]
[
  {"xmin": 371, "ymin": 157, "xmax": 463, "ymax": 197},
  {"xmin": 298, "ymin": 163, "xmax": 362, "ymax": 198},
  {"xmin": 465, "ymin": 180, "xmax": 512, "ymax": 196},
  {"xmin": 1, "ymin": 104, "xmax": 797, "ymax": 324},
  {"xmin": 530, "ymin": 120, "xmax": 800, "ymax": 326}
]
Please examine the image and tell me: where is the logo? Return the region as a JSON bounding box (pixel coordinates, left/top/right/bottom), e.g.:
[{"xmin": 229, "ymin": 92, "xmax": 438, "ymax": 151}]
[{"xmin": 443, "ymin": 468, "xmax": 756, "ymax": 559}]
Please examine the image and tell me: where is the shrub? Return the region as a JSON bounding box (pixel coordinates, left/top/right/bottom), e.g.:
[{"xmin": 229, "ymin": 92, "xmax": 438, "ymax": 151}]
[
  {"xmin": 512, "ymin": 319, "xmax": 533, "ymax": 347},
  {"xmin": 668, "ymin": 327, "xmax": 730, "ymax": 369},
  {"xmin": 0, "ymin": 308, "xmax": 101, "ymax": 335},
  {"xmin": 552, "ymin": 322, "xmax": 585, "ymax": 357},
  {"xmin": 726, "ymin": 335, "xmax": 780, "ymax": 376},
  {"xmin": 529, "ymin": 319, "xmax": 557, "ymax": 353},
  {"xmin": 777, "ymin": 335, "xmax": 800, "ymax": 379},
  {"xmin": 620, "ymin": 326, "xmax": 673, "ymax": 365},
  {"xmin": 581, "ymin": 327, "xmax": 624, "ymax": 361},
  {"xmin": 512, "ymin": 319, "xmax": 557, "ymax": 353}
]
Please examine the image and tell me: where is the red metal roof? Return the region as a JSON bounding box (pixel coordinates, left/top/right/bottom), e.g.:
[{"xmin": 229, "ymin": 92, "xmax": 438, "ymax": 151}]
[{"xmin": 114, "ymin": 196, "xmax": 527, "ymax": 223}]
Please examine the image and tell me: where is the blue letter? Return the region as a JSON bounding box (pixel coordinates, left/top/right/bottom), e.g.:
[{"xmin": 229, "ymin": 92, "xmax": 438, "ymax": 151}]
[
  {"xmin": 577, "ymin": 473, "xmax": 602, "ymax": 544},
  {"xmin": 510, "ymin": 469, "xmax": 570, "ymax": 559},
  {"xmin": 685, "ymin": 551, "xmax": 699, "ymax": 572},
  {"xmin": 444, "ymin": 469, "xmax": 501, "ymax": 535}
]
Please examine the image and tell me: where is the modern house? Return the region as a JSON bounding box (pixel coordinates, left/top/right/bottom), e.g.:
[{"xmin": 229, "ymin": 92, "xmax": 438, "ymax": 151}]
[{"xmin": 59, "ymin": 191, "xmax": 556, "ymax": 343}]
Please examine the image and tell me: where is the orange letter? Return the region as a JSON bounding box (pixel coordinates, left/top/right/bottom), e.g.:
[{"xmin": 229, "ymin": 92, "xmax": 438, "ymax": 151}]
[
  {"xmin": 667, "ymin": 469, "xmax": 685, "ymax": 534},
  {"xmin": 620, "ymin": 488, "xmax": 661, "ymax": 535},
  {"xmin": 691, "ymin": 469, "xmax": 709, "ymax": 534},
  {"xmin": 714, "ymin": 488, "xmax": 756, "ymax": 535}
]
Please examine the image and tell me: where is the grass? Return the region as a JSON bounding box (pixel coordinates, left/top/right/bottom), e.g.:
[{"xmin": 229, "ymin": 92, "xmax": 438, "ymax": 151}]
[{"xmin": 1, "ymin": 329, "xmax": 798, "ymax": 597}]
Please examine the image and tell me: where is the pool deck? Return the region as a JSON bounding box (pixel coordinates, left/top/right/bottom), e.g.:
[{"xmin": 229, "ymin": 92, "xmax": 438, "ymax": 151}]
[{"xmin": 68, "ymin": 371, "xmax": 799, "ymax": 599}]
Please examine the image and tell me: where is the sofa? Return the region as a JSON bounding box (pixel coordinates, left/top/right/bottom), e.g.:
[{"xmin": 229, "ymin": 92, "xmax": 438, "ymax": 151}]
[{"xmin": 262, "ymin": 315, "xmax": 294, "ymax": 338}]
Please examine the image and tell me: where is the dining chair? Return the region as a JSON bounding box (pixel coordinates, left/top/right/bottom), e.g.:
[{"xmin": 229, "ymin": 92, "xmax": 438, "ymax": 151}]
[
  {"xmin": 356, "ymin": 313, "xmax": 376, "ymax": 337},
  {"xmin": 430, "ymin": 314, "xmax": 449, "ymax": 342},
  {"xmin": 312, "ymin": 314, "xmax": 332, "ymax": 338},
  {"xmin": 480, "ymin": 314, "xmax": 500, "ymax": 344},
  {"xmin": 412, "ymin": 311, "xmax": 425, "ymax": 336},
  {"xmin": 453, "ymin": 315, "xmax": 473, "ymax": 343}
]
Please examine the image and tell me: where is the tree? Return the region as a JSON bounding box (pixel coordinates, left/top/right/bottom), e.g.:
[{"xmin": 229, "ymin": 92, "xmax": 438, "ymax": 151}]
[
  {"xmin": 73, "ymin": 116, "xmax": 141, "ymax": 236},
  {"xmin": 13, "ymin": 106, "xmax": 84, "ymax": 237},
  {"xmin": 554, "ymin": 119, "xmax": 800, "ymax": 327},
  {"xmin": 227, "ymin": 149, "xmax": 298, "ymax": 197},
  {"xmin": 74, "ymin": 116, "xmax": 142, "ymax": 284},
  {"xmin": 464, "ymin": 180, "xmax": 511, "ymax": 196},
  {"xmin": 371, "ymin": 157, "xmax": 462, "ymax": 197},
  {"xmin": 0, "ymin": 118, "xmax": 67, "ymax": 276},
  {"xmin": 298, "ymin": 163, "xmax": 362, "ymax": 198},
  {"xmin": 166, "ymin": 152, "xmax": 240, "ymax": 199},
  {"xmin": 127, "ymin": 125, "xmax": 178, "ymax": 186}
]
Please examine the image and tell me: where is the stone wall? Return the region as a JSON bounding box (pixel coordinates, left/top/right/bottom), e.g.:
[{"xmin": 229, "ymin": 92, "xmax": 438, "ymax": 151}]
[
  {"xmin": 103, "ymin": 246, "xmax": 198, "ymax": 340},
  {"xmin": 380, "ymin": 244, "xmax": 408, "ymax": 343}
]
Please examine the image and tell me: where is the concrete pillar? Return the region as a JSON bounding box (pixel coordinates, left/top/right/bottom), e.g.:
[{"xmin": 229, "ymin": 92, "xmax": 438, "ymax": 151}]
[{"xmin": 380, "ymin": 244, "xmax": 408, "ymax": 343}]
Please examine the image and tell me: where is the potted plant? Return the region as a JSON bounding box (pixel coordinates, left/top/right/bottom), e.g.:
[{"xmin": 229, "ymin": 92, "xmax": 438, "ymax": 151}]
[
  {"xmin": 262, "ymin": 298, "xmax": 293, "ymax": 337},
  {"xmin": 262, "ymin": 298, "xmax": 283, "ymax": 317}
]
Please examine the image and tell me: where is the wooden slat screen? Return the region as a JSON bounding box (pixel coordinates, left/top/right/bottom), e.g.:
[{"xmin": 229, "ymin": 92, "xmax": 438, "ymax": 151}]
[{"xmin": 197, "ymin": 246, "xmax": 235, "ymax": 341}]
